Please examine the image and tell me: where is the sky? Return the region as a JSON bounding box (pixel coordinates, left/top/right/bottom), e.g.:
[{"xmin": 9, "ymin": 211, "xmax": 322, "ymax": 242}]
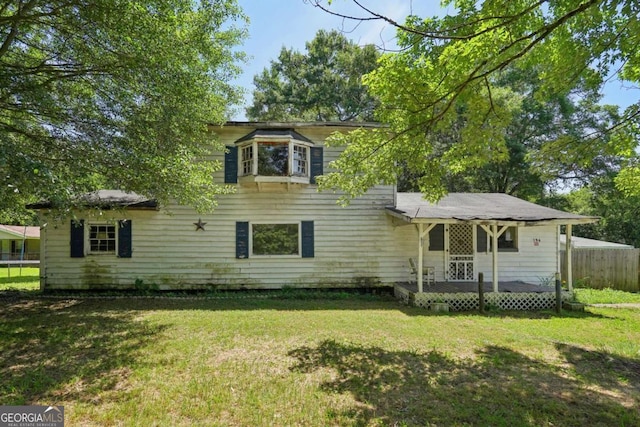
[{"xmin": 231, "ymin": 0, "xmax": 637, "ymax": 121}]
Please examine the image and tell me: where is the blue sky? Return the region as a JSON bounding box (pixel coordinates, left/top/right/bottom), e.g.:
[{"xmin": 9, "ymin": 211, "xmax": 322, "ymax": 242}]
[{"xmin": 232, "ymin": 0, "xmax": 637, "ymax": 120}]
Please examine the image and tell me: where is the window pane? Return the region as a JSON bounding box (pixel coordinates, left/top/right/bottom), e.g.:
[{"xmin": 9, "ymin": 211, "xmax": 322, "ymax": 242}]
[
  {"xmin": 241, "ymin": 145, "xmax": 253, "ymax": 175},
  {"xmin": 252, "ymin": 224, "xmax": 299, "ymax": 255},
  {"xmin": 257, "ymin": 142, "xmax": 288, "ymax": 176},
  {"xmin": 497, "ymin": 227, "xmax": 517, "ymax": 249},
  {"xmin": 89, "ymin": 224, "xmax": 116, "ymax": 253},
  {"xmin": 293, "ymin": 145, "xmax": 307, "ymax": 176}
]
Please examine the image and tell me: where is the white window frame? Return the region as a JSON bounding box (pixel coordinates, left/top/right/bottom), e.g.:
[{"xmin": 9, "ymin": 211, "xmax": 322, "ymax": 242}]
[
  {"xmin": 241, "ymin": 145, "xmax": 253, "ymax": 176},
  {"xmin": 237, "ymin": 137, "xmax": 312, "ymax": 184},
  {"xmin": 87, "ymin": 223, "xmax": 117, "ymax": 255},
  {"xmin": 249, "ymin": 222, "xmax": 301, "ymax": 258}
]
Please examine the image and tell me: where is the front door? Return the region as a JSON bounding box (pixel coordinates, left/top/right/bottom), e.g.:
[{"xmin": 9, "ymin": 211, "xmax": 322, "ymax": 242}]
[{"xmin": 448, "ymin": 224, "xmax": 474, "ymax": 281}]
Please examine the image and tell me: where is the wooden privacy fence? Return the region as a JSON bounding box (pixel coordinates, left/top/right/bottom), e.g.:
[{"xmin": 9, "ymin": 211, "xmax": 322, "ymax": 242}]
[{"xmin": 561, "ymin": 248, "xmax": 640, "ymax": 292}]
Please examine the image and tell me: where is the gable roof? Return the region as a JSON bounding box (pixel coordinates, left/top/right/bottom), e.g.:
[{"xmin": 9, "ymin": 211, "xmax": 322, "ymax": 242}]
[
  {"xmin": 388, "ymin": 193, "xmax": 597, "ymax": 225},
  {"xmin": 27, "ymin": 190, "xmax": 158, "ymax": 210},
  {"xmin": 0, "ymin": 225, "xmax": 40, "ymax": 239}
]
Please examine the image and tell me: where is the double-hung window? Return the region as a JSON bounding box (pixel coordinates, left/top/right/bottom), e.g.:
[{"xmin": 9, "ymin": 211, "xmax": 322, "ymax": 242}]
[
  {"xmin": 70, "ymin": 220, "xmax": 133, "ymax": 258},
  {"xmin": 89, "ymin": 224, "xmax": 116, "ymax": 254},
  {"xmin": 241, "ymin": 145, "xmax": 253, "ymax": 176},
  {"xmin": 293, "ymin": 145, "xmax": 307, "ymax": 176}
]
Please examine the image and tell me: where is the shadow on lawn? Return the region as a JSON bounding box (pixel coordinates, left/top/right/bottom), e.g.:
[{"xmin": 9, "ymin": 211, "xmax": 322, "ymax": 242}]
[
  {"xmin": 289, "ymin": 340, "xmax": 640, "ymax": 426},
  {"xmin": 0, "ymin": 299, "xmax": 164, "ymax": 405},
  {"xmin": 21, "ymin": 295, "xmax": 612, "ymax": 320}
]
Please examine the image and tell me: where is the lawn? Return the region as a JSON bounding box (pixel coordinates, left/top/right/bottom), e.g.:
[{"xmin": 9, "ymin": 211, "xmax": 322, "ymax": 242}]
[
  {"xmin": 0, "ymin": 267, "xmax": 39, "ymax": 291},
  {"xmin": 1, "ymin": 291, "xmax": 639, "ymax": 426}
]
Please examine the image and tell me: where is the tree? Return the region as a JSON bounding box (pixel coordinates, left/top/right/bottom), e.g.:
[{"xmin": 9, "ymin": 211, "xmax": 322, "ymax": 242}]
[
  {"xmin": 542, "ymin": 174, "xmax": 640, "ymax": 248},
  {"xmin": 310, "ymin": 0, "xmax": 640, "ymax": 202},
  {"xmin": 443, "ymin": 68, "xmax": 625, "ymax": 199},
  {"xmin": 1, "ymin": 0, "xmax": 247, "ymax": 215},
  {"xmin": 247, "ymin": 29, "xmax": 379, "ymax": 122}
]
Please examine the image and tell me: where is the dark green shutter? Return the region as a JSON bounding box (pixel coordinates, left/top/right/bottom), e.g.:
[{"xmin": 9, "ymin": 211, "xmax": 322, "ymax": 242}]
[
  {"xmin": 70, "ymin": 219, "xmax": 85, "ymax": 258},
  {"xmin": 310, "ymin": 147, "xmax": 323, "ymax": 184},
  {"xmin": 477, "ymin": 226, "xmax": 487, "ymax": 253},
  {"xmin": 118, "ymin": 220, "xmax": 132, "ymax": 258},
  {"xmin": 429, "ymin": 224, "xmax": 444, "ymax": 251},
  {"xmin": 225, "ymin": 146, "xmax": 238, "ymax": 184},
  {"xmin": 301, "ymin": 221, "xmax": 314, "ymax": 258},
  {"xmin": 236, "ymin": 221, "xmax": 249, "ymax": 259}
]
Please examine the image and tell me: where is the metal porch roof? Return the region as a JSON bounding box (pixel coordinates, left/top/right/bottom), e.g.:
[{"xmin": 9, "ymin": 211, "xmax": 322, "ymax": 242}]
[
  {"xmin": 387, "ymin": 193, "xmax": 597, "ymax": 224},
  {"xmin": 0, "ymin": 225, "xmax": 40, "ymax": 239}
]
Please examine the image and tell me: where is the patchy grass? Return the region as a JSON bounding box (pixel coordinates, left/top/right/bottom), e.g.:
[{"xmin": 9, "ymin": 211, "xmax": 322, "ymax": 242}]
[
  {"xmin": 574, "ymin": 288, "xmax": 640, "ymax": 304},
  {"xmin": 1, "ymin": 295, "xmax": 639, "ymax": 426},
  {"xmin": 0, "ymin": 267, "xmax": 39, "ymax": 291}
]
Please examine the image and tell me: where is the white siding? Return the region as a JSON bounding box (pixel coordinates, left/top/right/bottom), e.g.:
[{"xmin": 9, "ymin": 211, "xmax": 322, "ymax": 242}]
[
  {"xmin": 41, "ymin": 125, "xmax": 413, "ymax": 290},
  {"xmin": 475, "ymin": 225, "xmax": 559, "ymax": 284},
  {"xmin": 389, "ymin": 223, "xmax": 560, "ymax": 285},
  {"xmin": 39, "ymin": 124, "xmax": 563, "ymax": 290}
]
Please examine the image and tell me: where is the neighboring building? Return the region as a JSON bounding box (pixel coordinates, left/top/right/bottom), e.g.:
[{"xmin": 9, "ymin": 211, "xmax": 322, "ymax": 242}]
[
  {"xmin": 29, "ymin": 122, "xmax": 596, "ymax": 291},
  {"xmin": 0, "ymin": 225, "xmax": 40, "ymax": 261},
  {"xmin": 560, "ymin": 234, "xmax": 634, "ymax": 250}
]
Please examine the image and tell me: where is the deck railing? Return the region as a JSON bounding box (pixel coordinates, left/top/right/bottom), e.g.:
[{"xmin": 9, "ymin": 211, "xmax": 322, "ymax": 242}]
[{"xmin": 1, "ymin": 252, "xmax": 40, "ymax": 261}]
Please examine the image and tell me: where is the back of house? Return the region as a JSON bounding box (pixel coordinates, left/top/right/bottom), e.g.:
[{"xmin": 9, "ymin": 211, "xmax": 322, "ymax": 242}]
[
  {"xmin": 32, "ymin": 122, "xmax": 413, "ymax": 290},
  {"xmin": 31, "ymin": 122, "xmax": 595, "ymax": 291}
]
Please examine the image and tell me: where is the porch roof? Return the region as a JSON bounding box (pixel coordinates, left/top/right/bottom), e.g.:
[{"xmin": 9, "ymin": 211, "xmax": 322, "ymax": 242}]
[{"xmin": 387, "ymin": 192, "xmax": 597, "ymax": 225}]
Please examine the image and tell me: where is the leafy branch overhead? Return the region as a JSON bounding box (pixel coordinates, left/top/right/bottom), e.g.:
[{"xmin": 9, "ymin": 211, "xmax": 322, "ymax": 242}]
[
  {"xmin": 311, "ymin": 0, "xmax": 640, "ymax": 201},
  {"xmin": 1, "ymin": 0, "xmax": 247, "ymax": 213}
]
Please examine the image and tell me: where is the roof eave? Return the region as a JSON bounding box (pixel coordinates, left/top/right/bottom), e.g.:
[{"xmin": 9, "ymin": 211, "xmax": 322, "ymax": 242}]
[{"xmin": 384, "ymin": 209, "xmax": 598, "ymax": 226}]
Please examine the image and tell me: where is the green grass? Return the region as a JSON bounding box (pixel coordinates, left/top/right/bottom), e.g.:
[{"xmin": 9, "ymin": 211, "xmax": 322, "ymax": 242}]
[
  {"xmin": 574, "ymin": 287, "xmax": 640, "ymax": 304},
  {"xmin": 0, "ymin": 267, "xmax": 39, "ymax": 291},
  {"xmin": 1, "ymin": 292, "xmax": 639, "ymax": 426}
]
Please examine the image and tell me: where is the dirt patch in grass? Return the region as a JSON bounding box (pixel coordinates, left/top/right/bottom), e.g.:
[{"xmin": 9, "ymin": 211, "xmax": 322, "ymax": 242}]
[{"xmin": 0, "ymin": 298, "xmax": 164, "ymax": 405}]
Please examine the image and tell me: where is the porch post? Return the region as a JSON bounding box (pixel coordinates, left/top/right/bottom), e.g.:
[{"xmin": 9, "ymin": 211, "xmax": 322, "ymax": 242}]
[
  {"xmin": 418, "ymin": 223, "xmax": 424, "ymax": 293},
  {"xmin": 492, "ymin": 223, "xmax": 499, "ymax": 292},
  {"xmin": 566, "ymin": 224, "xmax": 573, "ymax": 292}
]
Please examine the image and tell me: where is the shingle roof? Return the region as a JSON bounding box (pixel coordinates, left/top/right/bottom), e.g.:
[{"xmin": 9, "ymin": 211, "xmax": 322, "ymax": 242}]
[
  {"xmin": 27, "ymin": 190, "xmax": 158, "ymax": 209},
  {"xmin": 388, "ymin": 193, "xmax": 597, "ymax": 224},
  {"xmin": 234, "ymin": 129, "xmax": 314, "ymax": 144}
]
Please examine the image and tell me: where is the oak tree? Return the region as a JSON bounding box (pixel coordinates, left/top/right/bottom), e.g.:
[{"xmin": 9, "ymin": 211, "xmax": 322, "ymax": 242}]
[
  {"xmin": 1, "ymin": 0, "xmax": 247, "ymax": 214},
  {"xmin": 247, "ymin": 29, "xmax": 379, "ymax": 122},
  {"xmin": 311, "ymin": 0, "xmax": 640, "ymax": 201}
]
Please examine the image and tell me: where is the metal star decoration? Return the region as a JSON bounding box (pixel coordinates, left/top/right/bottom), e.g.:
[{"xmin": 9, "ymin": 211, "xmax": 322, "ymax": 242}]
[{"xmin": 194, "ymin": 218, "xmax": 207, "ymax": 231}]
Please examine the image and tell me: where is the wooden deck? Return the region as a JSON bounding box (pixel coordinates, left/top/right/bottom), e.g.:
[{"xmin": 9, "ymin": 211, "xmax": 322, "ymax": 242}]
[
  {"xmin": 395, "ymin": 281, "xmax": 568, "ymax": 311},
  {"xmin": 397, "ymin": 280, "xmax": 556, "ymax": 294}
]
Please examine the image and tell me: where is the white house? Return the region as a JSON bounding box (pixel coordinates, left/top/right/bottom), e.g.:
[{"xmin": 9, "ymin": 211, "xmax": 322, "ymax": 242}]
[
  {"xmin": 0, "ymin": 224, "xmax": 40, "ymax": 261},
  {"xmin": 30, "ymin": 122, "xmax": 596, "ymax": 294}
]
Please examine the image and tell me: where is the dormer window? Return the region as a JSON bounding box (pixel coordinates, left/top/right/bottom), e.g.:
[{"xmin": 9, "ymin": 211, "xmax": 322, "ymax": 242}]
[
  {"xmin": 240, "ymin": 140, "xmax": 311, "ymax": 178},
  {"xmin": 224, "ymin": 129, "xmax": 323, "ymax": 189}
]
